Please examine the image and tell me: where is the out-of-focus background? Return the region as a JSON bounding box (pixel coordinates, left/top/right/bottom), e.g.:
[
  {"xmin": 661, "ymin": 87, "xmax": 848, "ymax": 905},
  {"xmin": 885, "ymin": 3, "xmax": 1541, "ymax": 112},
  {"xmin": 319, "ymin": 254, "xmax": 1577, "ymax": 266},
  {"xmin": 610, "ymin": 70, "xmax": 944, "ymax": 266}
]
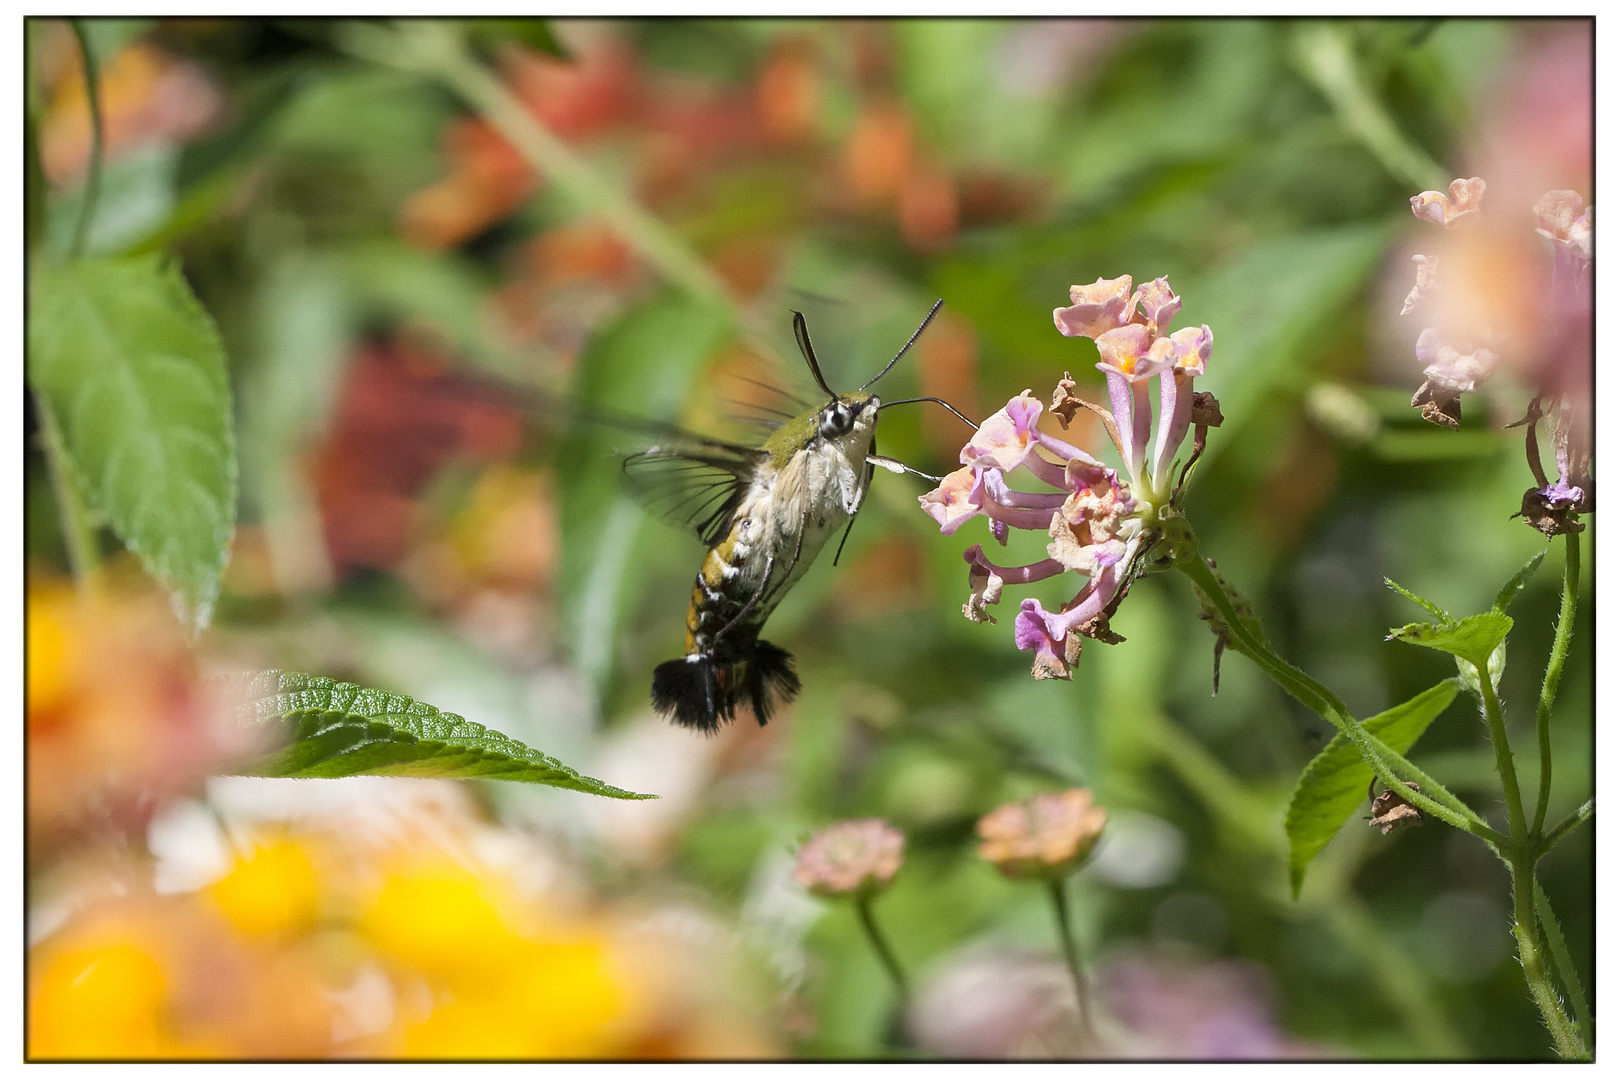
[{"xmin": 26, "ymin": 18, "xmax": 1592, "ymax": 1059}]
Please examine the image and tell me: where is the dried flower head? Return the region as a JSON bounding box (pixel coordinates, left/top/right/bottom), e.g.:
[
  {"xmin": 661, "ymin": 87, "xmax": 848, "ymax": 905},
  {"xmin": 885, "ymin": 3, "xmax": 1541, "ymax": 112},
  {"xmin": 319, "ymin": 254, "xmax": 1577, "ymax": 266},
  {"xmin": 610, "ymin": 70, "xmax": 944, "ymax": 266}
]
[
  {"xmin": 793, "ymin": 819, "xmax": 905, "ymax": 898},
  {"xmin": 976, "ymin": 789, "xmax": 1107, "ymax": 879},
  {"xmin": 1368, "ymin": 781, "xmax": 1424, "ymax": 836}
]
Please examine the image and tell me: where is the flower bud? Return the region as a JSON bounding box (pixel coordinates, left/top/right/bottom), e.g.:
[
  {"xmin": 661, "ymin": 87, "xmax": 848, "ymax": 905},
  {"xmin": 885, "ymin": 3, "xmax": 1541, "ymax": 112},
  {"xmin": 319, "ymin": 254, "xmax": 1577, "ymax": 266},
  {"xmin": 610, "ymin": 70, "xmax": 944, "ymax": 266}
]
[{"xmin": 976, "ymin": 789, "xmax": 1107, "ymax": 880}]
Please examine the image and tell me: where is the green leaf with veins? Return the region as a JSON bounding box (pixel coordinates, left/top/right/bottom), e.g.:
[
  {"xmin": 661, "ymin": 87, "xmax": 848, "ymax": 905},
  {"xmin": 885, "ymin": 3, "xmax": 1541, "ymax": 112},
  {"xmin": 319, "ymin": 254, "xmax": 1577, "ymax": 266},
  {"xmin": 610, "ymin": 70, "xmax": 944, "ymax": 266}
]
[
  {"xmin": 28, "ymin": 255, "xmax": 237, "ymax": 630},
  {"xmin": 235, "ymin": 671, "xmax": 655, "ymax": 798}
]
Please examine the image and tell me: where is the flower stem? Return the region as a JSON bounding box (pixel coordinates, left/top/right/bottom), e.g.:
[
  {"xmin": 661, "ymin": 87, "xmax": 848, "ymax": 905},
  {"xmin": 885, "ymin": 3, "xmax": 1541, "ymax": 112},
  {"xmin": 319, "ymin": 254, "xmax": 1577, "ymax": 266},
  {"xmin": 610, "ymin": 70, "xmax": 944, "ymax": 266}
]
[
  {"xmin": 68, "ymin": 19, "xmax": 105, "ymax": 260},
  {"xmin": 1475, "ymin": 663, "xmax": 1528, "ymax": 851},
  {"xmin": 1165, "ymin": 513, "xmax": 1582, "ymax": 1056},
  {"xmin": 1531, "ymin": 532, "xmax": 1580, "ymax": 838},
  {"xmin": 1045, "ymin": 876, "xmax": 1097, "ymax": 1048},
  {"xmin": 854, "ymin": 891, "xmax": 909, "ymax": 1008},
  {"xmin": 1472, "ymin": 671, "xmax": 1584, "ymax": 1056},
  {"xmin": 1534, "ymin": 880, "xmax": 1594, "ymax": 1052}
]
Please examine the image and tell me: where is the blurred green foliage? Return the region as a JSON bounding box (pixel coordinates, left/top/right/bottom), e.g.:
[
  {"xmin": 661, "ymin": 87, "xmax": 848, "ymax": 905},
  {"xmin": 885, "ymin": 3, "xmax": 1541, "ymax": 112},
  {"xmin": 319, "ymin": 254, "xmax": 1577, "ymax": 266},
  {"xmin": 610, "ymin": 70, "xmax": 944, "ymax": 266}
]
[{"xmin": 25, "ymin": 17, "xmax": 1591, "ymax": 1060}]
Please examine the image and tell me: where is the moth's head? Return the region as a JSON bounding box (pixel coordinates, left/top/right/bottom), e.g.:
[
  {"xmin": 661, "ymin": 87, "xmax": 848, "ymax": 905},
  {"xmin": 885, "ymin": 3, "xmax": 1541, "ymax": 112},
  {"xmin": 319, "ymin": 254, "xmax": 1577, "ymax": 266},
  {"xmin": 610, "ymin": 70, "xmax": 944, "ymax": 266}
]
[{"xmin": 819, "ymin": 392, "xmax": 877, "ymax": 441}]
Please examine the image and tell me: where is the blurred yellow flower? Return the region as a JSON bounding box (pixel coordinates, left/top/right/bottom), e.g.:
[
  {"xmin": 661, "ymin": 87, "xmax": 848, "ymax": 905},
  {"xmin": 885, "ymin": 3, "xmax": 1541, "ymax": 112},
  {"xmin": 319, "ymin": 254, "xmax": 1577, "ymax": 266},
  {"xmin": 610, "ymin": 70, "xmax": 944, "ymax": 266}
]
[
  {"xmin": 361, "ymin": 859, "xmax": 530, "ymax": 984},
  {"xmin": 362, "ymin": 857, "xmax": 634, "ymax": 1057},
  {"xmin": 25, "ymin": 583, "xmax": 75, "ymax": 714},
  {"xmin": 207, "ymin": 837, "xmax": 323, "ymax": 939},
  {"xmin": 29, "ymin": 921, "xmax": 221, "ymax": 1059}
]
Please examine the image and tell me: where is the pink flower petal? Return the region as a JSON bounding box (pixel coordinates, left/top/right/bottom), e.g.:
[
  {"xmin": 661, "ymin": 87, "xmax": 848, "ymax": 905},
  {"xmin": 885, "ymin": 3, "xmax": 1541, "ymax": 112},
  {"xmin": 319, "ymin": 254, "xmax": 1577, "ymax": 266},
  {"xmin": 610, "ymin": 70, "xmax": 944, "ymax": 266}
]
[
  {"xmin": 1130, "ymin": 276, "xmax": 1181, "ymax": 336},
  {"xmin": 1014, "ymin": 598, "xmax": 1071, "ymax": 680},
  {"xmin": 962, "ymin": 391, "xmax": 1044, "ymax": 471},
  {"xmin": 1094, "ymin": 324, "xmax": 1162, "ymax": 382},
  {"xmin": 1053, "ymin": 275, "xmax": 1134, "ymax": 339},
  {"xmin": 1161, "ymin": 324, "xmax": 1212, "ymax": 378},
  {"xmin": 919, "ymin": 466, "xmax": 986, "ymax": 535}
]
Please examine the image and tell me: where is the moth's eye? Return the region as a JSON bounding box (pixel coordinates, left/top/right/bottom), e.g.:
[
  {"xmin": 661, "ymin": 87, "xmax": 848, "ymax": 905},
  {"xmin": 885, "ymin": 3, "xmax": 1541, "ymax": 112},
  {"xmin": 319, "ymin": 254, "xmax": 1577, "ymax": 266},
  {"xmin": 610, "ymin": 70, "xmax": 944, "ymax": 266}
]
[{"xmin": 819, "ymin": 403, "xmax": 853, "ymax": 439}]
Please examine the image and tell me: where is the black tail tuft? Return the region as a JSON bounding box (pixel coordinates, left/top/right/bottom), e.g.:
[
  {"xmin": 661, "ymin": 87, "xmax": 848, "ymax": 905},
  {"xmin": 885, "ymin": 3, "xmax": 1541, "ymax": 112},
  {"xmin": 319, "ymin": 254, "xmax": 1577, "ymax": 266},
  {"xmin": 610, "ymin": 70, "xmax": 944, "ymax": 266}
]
[
  {"xmin": 651, "ymin": 655, "xmax": 725, "ymax": 733},
  {"xmin": 651, "ymin": 642, "xmax": 802, "ymax": 732},
  {"xmin": 743, "ymin": 639, "xmax": 801, "ymax": 727}
]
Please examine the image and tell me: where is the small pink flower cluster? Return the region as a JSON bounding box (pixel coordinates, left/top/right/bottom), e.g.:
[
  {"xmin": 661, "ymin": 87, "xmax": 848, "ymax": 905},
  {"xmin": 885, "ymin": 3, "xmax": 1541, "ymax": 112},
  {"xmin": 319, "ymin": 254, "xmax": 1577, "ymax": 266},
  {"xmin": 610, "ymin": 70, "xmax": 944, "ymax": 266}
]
[
  {"xmin": 1402, "ymin": 177, "xmax": 1594, "ymax": 534},
  {"xmin": 920, "ymin": 275, "xmax": 1218, "ymax": 680},
  {"xmin": 1053, "ymin": 275, "xmax": 1212, "ymax": 493},
  {"xmin": 792, "ymin": 818, "xmax": 904, "ymax": 898}
]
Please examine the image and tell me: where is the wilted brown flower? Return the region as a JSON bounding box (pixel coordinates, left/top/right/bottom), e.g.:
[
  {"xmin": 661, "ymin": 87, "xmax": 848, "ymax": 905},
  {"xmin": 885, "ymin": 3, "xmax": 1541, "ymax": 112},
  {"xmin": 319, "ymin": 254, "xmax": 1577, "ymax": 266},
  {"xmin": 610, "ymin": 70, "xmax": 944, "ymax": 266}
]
[
  {"xmin": 792, "ymin": 819, "xmax": 904, "ymax": 898},
  {"xmin": 976, "ymin": 789, "xmax": 1107, "ymax": 879},
  {"xmin": 1368, "ymin": 781, "xmax": 1424, "ymax": 836}
]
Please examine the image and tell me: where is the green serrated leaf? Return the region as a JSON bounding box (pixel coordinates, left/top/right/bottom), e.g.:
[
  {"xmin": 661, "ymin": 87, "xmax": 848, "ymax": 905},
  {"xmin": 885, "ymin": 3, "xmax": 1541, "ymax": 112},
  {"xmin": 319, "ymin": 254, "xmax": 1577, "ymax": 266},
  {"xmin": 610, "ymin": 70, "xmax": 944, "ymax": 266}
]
[
  {"xmin": 1493, "ymin": 549, "xmax": 1546, "ymax": 614},
  {"xmin": 1287, "ymin": 679, "xmax": 1461, "ymax": 896},
  {"xmin": 1388, "ymin": 612, "xmax": 1513, "ymax": 669},
  {"xmin": 235, "ymin": 671, "xmax": 655, "ymax": 799},
  {"xmin": 28, "ymin": 255, "xmax": 237, "ymax": 630},
  {"xmin": 1385, "ymin": 576, "xmax": 1449, "ymax": 621}
]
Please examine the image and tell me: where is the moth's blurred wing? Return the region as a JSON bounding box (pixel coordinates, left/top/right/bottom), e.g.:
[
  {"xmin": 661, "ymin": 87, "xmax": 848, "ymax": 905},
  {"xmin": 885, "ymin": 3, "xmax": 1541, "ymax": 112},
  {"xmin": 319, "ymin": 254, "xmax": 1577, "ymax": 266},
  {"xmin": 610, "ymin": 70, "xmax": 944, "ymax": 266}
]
[{"xmin": 622, "ymin": 440, "xmax": 768, "ymax": 547}]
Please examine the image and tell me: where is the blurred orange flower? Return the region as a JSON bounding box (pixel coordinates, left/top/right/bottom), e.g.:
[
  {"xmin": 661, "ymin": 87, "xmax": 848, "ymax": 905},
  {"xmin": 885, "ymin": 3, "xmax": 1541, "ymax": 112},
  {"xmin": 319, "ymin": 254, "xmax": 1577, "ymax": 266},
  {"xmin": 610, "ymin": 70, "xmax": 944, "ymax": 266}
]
[
  {"xmin": 757, "ymin": 38, "xmax": 821, "ymax": 145},
  {"xmin": 976, "ymin": 789, "xmax": 1108, "ymax": 880},
  {"xmin": 39, "ymin": 38, "xmax": 220, "ymax": 184},
  {"xmin": 401, "ymin": 39, "xmax": 640, "ymax": 250},
  {"xmin": 842, "ymin": 100, "xmax": 914, "ymax": 207}
]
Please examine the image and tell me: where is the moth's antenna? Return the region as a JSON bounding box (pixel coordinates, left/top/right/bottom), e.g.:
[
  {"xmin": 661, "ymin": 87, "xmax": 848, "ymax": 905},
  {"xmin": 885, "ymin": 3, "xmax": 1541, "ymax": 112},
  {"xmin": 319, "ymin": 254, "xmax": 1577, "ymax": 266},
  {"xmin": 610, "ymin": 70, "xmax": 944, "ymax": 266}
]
[
  {"xmin": 877, "ymin": 396, "xmax": 979, "ymax": 430},
  {"xmin": 859, "ymin": 298, "xmax": 944, "ymax": 392},
  {"xmin": 792, "ymin": 311, "xmax": 838, "ymax": 399}
]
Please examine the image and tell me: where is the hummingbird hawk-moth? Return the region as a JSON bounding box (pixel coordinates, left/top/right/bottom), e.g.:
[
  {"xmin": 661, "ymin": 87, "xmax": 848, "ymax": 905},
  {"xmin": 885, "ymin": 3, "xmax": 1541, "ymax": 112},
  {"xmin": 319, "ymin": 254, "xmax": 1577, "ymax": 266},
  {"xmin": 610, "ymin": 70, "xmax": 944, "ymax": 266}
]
[{"xmin": 627, "ymin": 300, "xmax": 966, "ymax": 732}]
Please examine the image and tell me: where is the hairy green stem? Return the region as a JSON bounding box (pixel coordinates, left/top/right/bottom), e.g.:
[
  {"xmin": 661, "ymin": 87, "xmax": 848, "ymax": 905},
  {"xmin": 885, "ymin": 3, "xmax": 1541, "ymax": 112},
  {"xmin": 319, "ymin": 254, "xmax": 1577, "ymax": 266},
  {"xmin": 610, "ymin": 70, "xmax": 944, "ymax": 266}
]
[
  {"xmin": 1539, "ymin": 796, "xmax": 1593, "ymax": 859},
  {"xmin": 854, "ymin": 891, "xmax": 909, "ymax": 1007},
  {"xmin": 1045, "ymin": 877, "xmax": 1097, "ymax": 1048},
  {"xmin": 1476, "ymin": 648, "xmax": 1584, "ymax": 1058},
  {"xmin": 1534, "ymin": 882, "xmax": 1593, "ymax": 1054},
  {"xmin": 35, "ymin": 391, "xmax": 100, "ymax": 586},
  {"xmin": 1531, "ymin": 533, "xmax": 1580, "ymax": 837},
  {"xmin": 68, "ymin": 20, "xmax": 105, "ymax": 259},
  {"xmin": 1474, "ymin": 665, "xmax": 1528, "ymax": 848}
]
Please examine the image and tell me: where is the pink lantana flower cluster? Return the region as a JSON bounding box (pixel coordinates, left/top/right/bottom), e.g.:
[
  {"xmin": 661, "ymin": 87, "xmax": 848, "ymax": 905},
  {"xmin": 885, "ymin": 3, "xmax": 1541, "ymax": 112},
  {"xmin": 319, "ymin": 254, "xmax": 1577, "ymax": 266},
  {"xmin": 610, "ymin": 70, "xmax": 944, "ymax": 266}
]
[
  {"xmin": 1402, "ymin": 177, "xmax": 1594, "ymax": 535},
  {"xmin": 920, "ymin": 275, "xmax": 1219, "ymax": 680}
]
